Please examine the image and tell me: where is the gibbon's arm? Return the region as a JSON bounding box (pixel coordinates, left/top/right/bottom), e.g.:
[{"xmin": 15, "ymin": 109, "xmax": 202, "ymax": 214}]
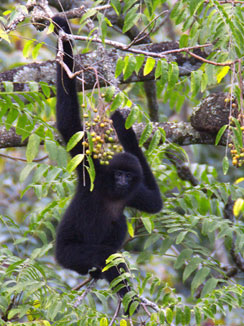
[
  {"xmin": 111, "ymin": 111, "xmax": 163, "ymax": 213},
  {"xmin": 53, "ymin": 16, "xmax": 82, "ymax": 157},
  {"xmin": 53, "ymin": 16, "xmax": 100, "ymax": 181}
]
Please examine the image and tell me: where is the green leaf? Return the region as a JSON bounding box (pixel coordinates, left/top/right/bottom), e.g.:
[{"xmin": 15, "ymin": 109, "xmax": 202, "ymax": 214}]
[
  {"xmin": 67, "ymin": 154, "xmax": 84, "ymax": 173},
  {"xmin": 141, "ymin": 217, "xmax": 153, "ymax": 233},
  {"xmin": 111, "ymin": 92, "xmax": 124, "ymax": 111},
  {"xmin": 32, "ymin": 42, "xmax": 43, "ymax": 60},
  {"xmin": 176, "ymin": 230, "xmax": 188, "ymax": 244},
  {"xmin": 148, "ymin": 129, "xmax": 161, "ymax": 154},
  {"xmin": 222, "ymin": 155, "xmax": 229, "ymax": 175},
  {"xmin": 144, "ymin": 234, "xmax": 161, "ymax": 249},
  {"xmin": 20, "ymin": 163, "xmax": 36, "ymax": 183},
  {"xmin": 201, "ymin": 277, "xmax": 218, "ymax": 298},
  {"xmin": 194, "ymin": 306, "xmax": 201, "ymax": 326},
  {"xmin": 111, "ymin": 0, "xmax": 121, "ymax": 15},
  {"xmin": 233, "ymin": 198, "xmax": 244, "ymax": 217},
  {"xmin": 115, "ymin": 57, "xmax": 125, "ymax": 78},
  {"xmin": 135, "ymin": 55, "xmax": 145, "ymax": 74},
  {"xmin": 40, "ymin": 82, "xmax": 51, "ymax": 98},
  {"xmin": 47, "ymin": 21, "xmax": 54, "ymax": 34},
  {"xmin": 104, "ymin": 86, "xmax": 116, "ymax": 102},
  {"xmin": 100, "ymin": 317, "xmax": 108, "ymax": 326},
  {"xmin": 159, "ymin": 311, "xmax": 165, "ymax": 323},
  {"xmin": 123, "ymin": 0, "xmax": 138, "ymax": 13},
  {"xmin": 160, "ymin": 59, "xmax": 169, "ymax": 85},
  {"xmin": 176, "ymin": 307, "xmax": 183, "ymax": 325},
  {"xmin": 129, "ymin": 300, "xmax": 139, "ymax": 316},
  {"xmin": 6, "ymin": 108, "xmax": 19, "ymax": 127},
  {"xmin": 184, "ymin": 306, "xmax": 191, "ymax": 324},
  {"xmin": 45, "ymin": 140, "xmax": 58, "ymax": 161},
  {"xmin": 155, "ymin": 60, "xmax": 162, "ymax": 79},
  {"xmin": 86, "ymin": 155, "xmax": 95, "ymax": 191},
  {"xmin": 127, "ymin": 221, "xmax": 134, "ymax": 237},
  {"xmin": 158, "ymin": 127, "xmax": 166, "ymax": 143},
  {"xmin": 139, "ymin": 122, "xmax": 153, "ymax": 146},
  {"xmin": 166, "ymin": 307, "xmax": 173, "ymax": 324},
  {"xmin": 183, "ymin": 256, "xmax": 201, "ymax": 282},
  {"xmin": 179, "ymin": 34, "xmax": 188, "ymax": 48},
  {"xmin": 0, "ymin": 27, "xmax": 10, "ymax": 43},
  {"xmin": 123, "ymin": 55, "xmax": 137, "ymax": 80},
  {"xmin": 191, "ymin": 70, "xmax": 203, "ymax": 97},
  {"xmin": 232, "ymin": 117, "xmax": 243, "ymax": 148},
  {"xmin": 26, "ymin": 134, "xmax": 41, "ymax": 163},
  {"xmin": 125, "ymin": 106, "xmax": 139, "ymax": 129},
  {"xmin": 217, "ymin": 66, "xmax": 230, "ymax": 83},
  {"xmin": 66, "ymin": 131, "xmax": 84, "ymax": 152},
  {"xmin": 191, "ymin": 267, "xmax": 210, "ymax": 294},
  {"xmin": 168, "ymin": 62, "xmax": 179, "ymax": 88},
  {"xmin": 23, "ymin": 39, "xmax": 34, "ymax": 58},
  {"xmin": 189, "ymin": 0, "xmax": 201, "ymax": 14},
  {"xmin": 215, "ymin": 124, "xmax": 228, "ymax": 145},
  {"xmin": 122, "ymin": 5, "xmax": 140, "ymax": 33},
  {"xmin": 143, "ymin": 57, "xmax": 156, "ymax": 76},
  {"xmin": 174, "ymin": 249, "xmax": 193, "ymax": 269}
]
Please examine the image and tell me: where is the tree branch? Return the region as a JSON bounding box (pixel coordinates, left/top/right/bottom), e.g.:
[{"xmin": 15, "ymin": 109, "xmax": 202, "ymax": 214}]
[{"xmin": 0, "ymin": 41, "xmax": 208, "ymax": 92}]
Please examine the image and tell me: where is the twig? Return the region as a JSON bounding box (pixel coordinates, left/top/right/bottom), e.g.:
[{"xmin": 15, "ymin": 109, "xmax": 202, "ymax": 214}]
[
  {"xmin": 0, "ymin": 153, "xmax": 48, "ymax": 162},
  {"xmin": 125, "ymin": 10, "xmax": 168, "ymax": 50},
  {"xmin": 108, "ymin": 298, "xmax": 121, "ymax": 326},
  {"xmin": 72, "ymin": 276, "xmax": 93, "ymax": 291},
  {"xmin": 140, "ymin": 297, "xmax": 176, "ymax": 326},
  {"xmin": 140, "ymin": 297, "xmax": 160, "ymax": 312},
  {"xmin": 141, "ymin": 301, "xmax": 151, "ymax": 317},
  {"xmin": 73, "ymin": 278, "xmax": 96, "ymax": 308},
  {"xmin": 65, "ymin": 32, "xmax": 212, "ymax": 59},
  {"xmin": 204, "ymin": 0, "xmax": 244, "ymax": 4},
  {"xmin": 187, "ymin": 50, "xmax": 239, "ymax": 67}
]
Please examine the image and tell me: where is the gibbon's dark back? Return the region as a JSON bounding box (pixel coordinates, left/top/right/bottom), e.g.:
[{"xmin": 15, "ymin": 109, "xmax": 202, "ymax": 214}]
[{"xmin": 52, "ymin": 15, "xmax": 163, "ymax": 308}]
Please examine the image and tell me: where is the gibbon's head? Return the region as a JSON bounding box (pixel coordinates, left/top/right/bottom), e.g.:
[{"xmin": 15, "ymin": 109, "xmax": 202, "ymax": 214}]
[{"xmin": 105, "ymin": 152, "xmax": 143, "ymax": 200}]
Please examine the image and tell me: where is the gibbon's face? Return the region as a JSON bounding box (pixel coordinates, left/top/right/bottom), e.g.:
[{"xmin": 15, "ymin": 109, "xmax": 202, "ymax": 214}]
[
  {"xmin": 111, "ymin": 169, "xmax": 139, "ymax": 199},
  {"xmin": 105, "ymin": 152, "xmax": 142, "ymax": 200},
  {"xmin": 114, "ymin": 169, "xmax": 133, "ymax": 189}
]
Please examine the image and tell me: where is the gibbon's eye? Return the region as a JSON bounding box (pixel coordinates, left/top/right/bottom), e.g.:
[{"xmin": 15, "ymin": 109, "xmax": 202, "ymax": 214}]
[{"xmin": 115, "ymin": 170, "xmax": 122, "ymax": 177}]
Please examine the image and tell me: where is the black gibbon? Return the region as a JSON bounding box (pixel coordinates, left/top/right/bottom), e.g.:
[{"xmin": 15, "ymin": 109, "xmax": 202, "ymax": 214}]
[{"xmin": 52, "ymin": 15, "xmax": 163, "ymax": 307}]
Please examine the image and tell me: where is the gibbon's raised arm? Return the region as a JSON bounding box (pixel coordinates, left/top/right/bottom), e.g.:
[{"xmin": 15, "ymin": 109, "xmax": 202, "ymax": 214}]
[
  {"xmin": 53, "ymin": 16, "xmax": 102, "ymax": 184},
  {"xmin": 53, "ymin": 17, "xmax": 82, "ymax": 155},
  {"xmin": 111, "ymin": 111, "xmax": 163, "ymax": 213}
]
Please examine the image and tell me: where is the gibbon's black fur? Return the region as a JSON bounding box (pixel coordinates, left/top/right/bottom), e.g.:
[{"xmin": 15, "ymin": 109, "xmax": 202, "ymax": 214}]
[{"xmin": 53, "ymin": 16, "xmax": 163, "ymax": 302}]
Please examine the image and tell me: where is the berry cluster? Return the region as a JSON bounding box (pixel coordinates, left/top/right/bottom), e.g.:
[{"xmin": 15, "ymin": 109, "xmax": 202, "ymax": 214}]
[
  {"xmin": 82, "ymin": 104, "xmax": 122, "ymax": 165},
  {"xmin": 228, "ymin": 114, "xmax": 244, "ymax": 168}
]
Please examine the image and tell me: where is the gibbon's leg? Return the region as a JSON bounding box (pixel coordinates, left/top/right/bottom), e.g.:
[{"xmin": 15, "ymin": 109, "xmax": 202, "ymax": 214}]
[{"xmin": 56, "ymin": 243, "xmax": 116, "ymax": 275}]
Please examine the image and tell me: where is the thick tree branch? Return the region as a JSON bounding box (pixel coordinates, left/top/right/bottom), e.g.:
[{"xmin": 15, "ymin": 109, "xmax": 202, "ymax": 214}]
[
  {"xmin": 0, "ymin": 119, "xmax": 226, "ymax": 150},
  {"xmin": 0, "ymin": 42, "xmax": 208, "ymax": 92}
]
